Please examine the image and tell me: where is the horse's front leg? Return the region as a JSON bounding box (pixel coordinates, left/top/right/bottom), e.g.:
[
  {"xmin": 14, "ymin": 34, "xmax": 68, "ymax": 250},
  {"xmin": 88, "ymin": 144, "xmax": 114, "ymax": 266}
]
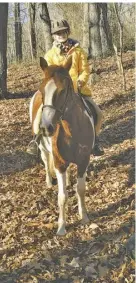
[
  {"xmin": 55, "ymin": 169, "xmax": 68, "ymax": 236},
  {"xmin": 77, "ymin": 170, "xmax": 89, "ymax": 224},
  {"xmin": 39, "ymin": 145, "xmax": 52, "ymax": 188}
]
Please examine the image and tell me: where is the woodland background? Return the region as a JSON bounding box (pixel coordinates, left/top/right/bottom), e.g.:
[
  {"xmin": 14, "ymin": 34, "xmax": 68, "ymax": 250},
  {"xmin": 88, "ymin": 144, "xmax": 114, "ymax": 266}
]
[
  {"xmin": 6, "ymin": 3, "xmax": 136, "ymax": 61},
  {"xmin": 0, "ymin": 2, "xmax": 135, "ymax": 97},
  {"xmin": 0, "ymin": 2, "xmax": 135, "ymax": 283}
]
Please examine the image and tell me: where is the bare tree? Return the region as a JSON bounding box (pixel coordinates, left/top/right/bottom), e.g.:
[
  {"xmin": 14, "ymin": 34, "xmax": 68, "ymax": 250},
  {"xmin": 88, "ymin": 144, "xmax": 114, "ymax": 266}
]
[
  {"xmin": 99, "ymin": 3, "xmax": 113, "ymax": 56},
  {"xmin": 55, "ymin": 3, "xmax": 83, "ymax": 42},
  {"xmin": 82, "ymin": 3, "xmax": 89, "ymax": 54},
  {"xmin": 5, "ymin": 3, "xmax": 135, "ymax": 63},
  {"xmin": 0, "ymin": 3, "xmax": 8, "ymax": 99},
  {"xmin": 14, "ymin": 3, "xmax": 22, "ymax": 61},
  {"xmin": 40, "ymin": 3, "xmax": 52, "ymax": 52},
  {"xmin": 113, "ymin": 3, "xmax": 126, "ymax": 91},
  {"xmin": 28, "ymin": 3, "xmax": 37, "ymax": 59},
  {"xmin": 88, "ymin": 3, "xmax": 102, "ymax": 58}
]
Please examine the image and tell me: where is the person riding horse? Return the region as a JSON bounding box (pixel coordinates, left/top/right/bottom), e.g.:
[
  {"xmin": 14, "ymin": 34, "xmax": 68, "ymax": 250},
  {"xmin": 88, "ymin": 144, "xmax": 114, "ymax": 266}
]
[{"xmin": 27, "ymin": 19, "xmax": 104, "ymax": 156}]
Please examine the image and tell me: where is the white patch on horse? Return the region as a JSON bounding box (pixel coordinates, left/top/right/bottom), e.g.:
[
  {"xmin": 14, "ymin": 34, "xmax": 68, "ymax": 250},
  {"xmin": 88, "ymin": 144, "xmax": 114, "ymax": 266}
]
[
  {"xmin": 44, "ymin": 79, "xmax": 57, "ymax": 105},
  {"xmin": 42, "ymin": 136, "xmax": 52, "ymax": 153},
  {"xmin": 77, "ymin": 173, "xmax": 89, "ymax": 224},
  {"xmin": 39, "ymin": 140, "xmax": 53, "ymax": 188},
  {"xmin": 55, "ymin": 169, "xmax": 68, "ymax": 235}
]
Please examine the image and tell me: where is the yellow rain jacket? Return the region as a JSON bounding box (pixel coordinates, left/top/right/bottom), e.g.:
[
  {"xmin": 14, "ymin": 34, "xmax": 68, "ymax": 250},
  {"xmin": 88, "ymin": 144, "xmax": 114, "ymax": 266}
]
[{"xmin": 44, "ymin": 41, "xmax": 92, "ymax": 96}]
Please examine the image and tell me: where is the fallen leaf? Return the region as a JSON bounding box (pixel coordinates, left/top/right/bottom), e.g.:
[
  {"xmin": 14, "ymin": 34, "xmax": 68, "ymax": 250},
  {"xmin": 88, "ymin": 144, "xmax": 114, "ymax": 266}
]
[
  {"xmin": 69, "ymin": 257, "xmax": 80, "ymax": 268},
  {"xmin": 98, "ymin": 264, "xmax": 109, "ymax": 277},
  {"xmin": 60, "ymin": 255, "xmax": 69, "ymax": 266},
  {"xmin": 89, "ymin": 223, "xmax": 99, "ymax": 230}
]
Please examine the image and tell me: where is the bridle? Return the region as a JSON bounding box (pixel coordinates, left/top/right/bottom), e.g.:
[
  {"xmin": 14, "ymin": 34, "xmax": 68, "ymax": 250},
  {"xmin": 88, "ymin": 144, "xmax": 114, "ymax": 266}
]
[{"xmin": 42, "ymin": 76, "xmax": 72, "ymax": 122}]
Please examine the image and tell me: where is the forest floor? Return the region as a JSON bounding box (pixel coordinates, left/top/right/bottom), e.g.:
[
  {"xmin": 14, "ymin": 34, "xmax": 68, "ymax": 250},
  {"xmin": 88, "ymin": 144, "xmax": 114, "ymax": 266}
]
[{"xmin": 0, "ymin": 51, "xmax": 135, "ymax": 283}]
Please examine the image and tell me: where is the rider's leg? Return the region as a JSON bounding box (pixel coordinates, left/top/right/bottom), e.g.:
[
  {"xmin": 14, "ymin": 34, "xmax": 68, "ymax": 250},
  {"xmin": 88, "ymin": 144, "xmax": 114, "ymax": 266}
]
[
  {"xmin": 83, "ymin": 96, "xmax": 104, "ymax": 156},
  {"xmin": 85, "ymin": 96, "xmax": 103, "ymax": 135},
  {"xmin": 27, "ymin": 90, "xmax": 43, "ymax": 156}
]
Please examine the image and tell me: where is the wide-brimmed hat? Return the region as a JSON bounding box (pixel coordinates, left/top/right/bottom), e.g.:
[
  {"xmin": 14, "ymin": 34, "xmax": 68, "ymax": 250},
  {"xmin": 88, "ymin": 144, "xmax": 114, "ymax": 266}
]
[{"xmin": 51, "ymin": 20, "xmax": 70, "ymax": 34}]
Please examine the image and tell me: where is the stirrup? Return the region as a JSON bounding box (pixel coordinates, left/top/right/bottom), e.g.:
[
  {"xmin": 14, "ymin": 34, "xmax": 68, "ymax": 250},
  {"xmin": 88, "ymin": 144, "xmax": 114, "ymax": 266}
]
[{"xmin": 27, "ymin": 140, "xmax": 39, "ymax": 156}]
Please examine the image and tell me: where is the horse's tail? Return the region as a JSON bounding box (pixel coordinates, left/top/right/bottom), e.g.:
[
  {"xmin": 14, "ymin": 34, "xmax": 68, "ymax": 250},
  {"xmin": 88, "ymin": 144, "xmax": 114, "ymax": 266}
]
[{"xmin": 49, "ymin": 153, "xmax": 56, "ymax": 179}]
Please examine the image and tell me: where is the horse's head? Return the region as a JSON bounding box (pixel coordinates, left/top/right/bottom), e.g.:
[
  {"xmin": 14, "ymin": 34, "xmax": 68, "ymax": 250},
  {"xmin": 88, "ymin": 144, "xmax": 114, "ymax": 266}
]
[{"xmin": 39, "ymin": 56, "xmax": 72, "ymax": 137}]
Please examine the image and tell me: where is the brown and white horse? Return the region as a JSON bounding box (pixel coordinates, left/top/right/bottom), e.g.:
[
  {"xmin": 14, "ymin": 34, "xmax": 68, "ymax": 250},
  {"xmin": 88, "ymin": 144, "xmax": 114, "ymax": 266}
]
[{"xmin": 29, "ymin": 57, "xmax": 95, "ymax": 235}]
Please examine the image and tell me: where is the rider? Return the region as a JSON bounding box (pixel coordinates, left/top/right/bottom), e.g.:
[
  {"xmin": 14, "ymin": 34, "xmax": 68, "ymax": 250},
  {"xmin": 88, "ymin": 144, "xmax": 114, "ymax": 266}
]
[{"xmin": 27, "ymin": 19, "xmax": 104, "ymax": 156}]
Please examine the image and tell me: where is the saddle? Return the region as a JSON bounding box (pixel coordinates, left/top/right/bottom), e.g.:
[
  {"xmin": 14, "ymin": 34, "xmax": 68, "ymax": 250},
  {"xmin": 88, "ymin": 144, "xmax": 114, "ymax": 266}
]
[{"xmin": 78, "ymin": 92, "xmax": 97, "ymax": 126}]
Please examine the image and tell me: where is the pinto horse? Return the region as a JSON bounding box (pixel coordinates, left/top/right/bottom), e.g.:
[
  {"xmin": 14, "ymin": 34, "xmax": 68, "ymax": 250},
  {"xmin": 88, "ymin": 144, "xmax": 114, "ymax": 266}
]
[{"xmin": 29, "ymin": 57, "xmax": 95, "ymax": 235}]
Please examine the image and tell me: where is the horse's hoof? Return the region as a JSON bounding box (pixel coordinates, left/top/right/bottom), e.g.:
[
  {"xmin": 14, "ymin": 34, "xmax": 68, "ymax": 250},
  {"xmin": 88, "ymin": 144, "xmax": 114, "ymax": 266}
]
[
  {"xmin": 57, "ymin": 227, "xmax": 66, "ymax": 236},
  {"xmin": 47, "ymin": 182, "xmax": 53, "ymax": 189},
  {"xmin": 52, "ymin": 177, "xmax": 57, "ymax": 185},
  {"xmin": 81, "ymin": 215, "xmax": 90, "ymax": 225}
]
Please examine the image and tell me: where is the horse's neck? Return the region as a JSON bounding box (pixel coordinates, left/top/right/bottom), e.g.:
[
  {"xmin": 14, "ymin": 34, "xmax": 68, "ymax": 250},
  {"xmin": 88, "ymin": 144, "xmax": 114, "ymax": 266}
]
[
  {"xmin": 63, "ymin": 90, "xmax": 77, "ymax": 116},
  {"xmin": 64, "ymin": 80, "xmax": 83, "ymax": 111},
  {"xmin": 68, "ymin": 91, "xmax": 84, "ymax": 112},
  {"xmin": 63, "ymin": 90, "xmax": 85, "ymax": 128}
]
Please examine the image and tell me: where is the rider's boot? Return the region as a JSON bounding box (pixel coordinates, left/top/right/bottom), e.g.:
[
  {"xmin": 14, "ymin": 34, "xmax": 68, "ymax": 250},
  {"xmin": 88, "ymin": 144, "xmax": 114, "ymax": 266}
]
[{"xmin": 92, "ymin": 136, "xmax": 104, "ymax": 156}]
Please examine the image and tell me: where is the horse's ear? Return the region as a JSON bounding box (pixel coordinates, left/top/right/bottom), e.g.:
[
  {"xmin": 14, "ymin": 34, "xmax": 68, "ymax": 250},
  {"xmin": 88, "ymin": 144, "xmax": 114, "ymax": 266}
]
[
  {"xmin": 63, "ymin": 56, "xmax": 72, "ymax": 71},
  {"xmin": 40, "ymin": 57, "xmax": 48, "ymax": 71}
]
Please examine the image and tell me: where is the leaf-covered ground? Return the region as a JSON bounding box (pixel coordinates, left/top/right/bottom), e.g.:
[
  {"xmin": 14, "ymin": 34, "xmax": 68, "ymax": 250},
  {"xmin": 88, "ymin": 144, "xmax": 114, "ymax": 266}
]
[{"xmin": 0, "ymin": 52, "xmax": 135, "ymax": 283}]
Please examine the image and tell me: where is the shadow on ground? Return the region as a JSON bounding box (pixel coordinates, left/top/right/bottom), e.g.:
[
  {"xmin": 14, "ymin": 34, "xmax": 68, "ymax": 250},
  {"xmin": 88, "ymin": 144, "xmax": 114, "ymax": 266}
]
[
  {"xmin": 99, "ymin": 89, "xmax": 135, "ymax": 147},
  {"xmin": 102, "ymin": 108, "xmax": 134, "ymax": 132},
  {"xmin": 0, "ymin": 151, "xmax": 39, "ymax": 175},
  {"xmin": 96, "ymin": 58, "xmax": 135, "ymax": 75},
  {"xmin": 87, "ymin": 147, "xmax": 135, "ymax": 189},
  {"xmin": 3, "ymin": 91, "xmax": 35, "ymax": 100},
  {"xmin": 100, "ymin": 89, "xmax": 135, "ymax": 110}
]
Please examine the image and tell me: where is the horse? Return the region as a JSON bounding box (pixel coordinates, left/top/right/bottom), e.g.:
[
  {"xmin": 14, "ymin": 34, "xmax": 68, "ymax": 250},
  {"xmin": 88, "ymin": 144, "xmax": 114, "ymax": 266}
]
[{"xmin": 29, "ymin": 56, "xmax": 95, "ymax": 235}]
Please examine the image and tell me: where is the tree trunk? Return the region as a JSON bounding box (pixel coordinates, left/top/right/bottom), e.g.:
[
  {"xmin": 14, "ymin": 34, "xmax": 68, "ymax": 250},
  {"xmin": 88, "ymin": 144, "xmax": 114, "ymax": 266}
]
[
  {"xmin": 40, "ymin": 3, "xmax": 52, "ymax": 52},
  {"xmin": 113, "ymin": 4, "xmax": 126, "ymax": 91},
  {"xmin": 28, "ymin": 3, "xmax": 37, "ymax": 59},
  {"xmin": 88, "ymin": 3, "xmax": 102, "ymax": 58},
  {"xmin": 14, "ymin": 3, "xmax": 22, "ymax": 61},
  {"xmin": 99, "ymin": 3, "xmax": 113, "ymax": 56},
  {"xmin": 0, "ymin": 3, "xmax": 8, "ymax": 99},
  {"xmin": 82, "ymin": 3, "xmax": 89, "ymax": 55}
]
